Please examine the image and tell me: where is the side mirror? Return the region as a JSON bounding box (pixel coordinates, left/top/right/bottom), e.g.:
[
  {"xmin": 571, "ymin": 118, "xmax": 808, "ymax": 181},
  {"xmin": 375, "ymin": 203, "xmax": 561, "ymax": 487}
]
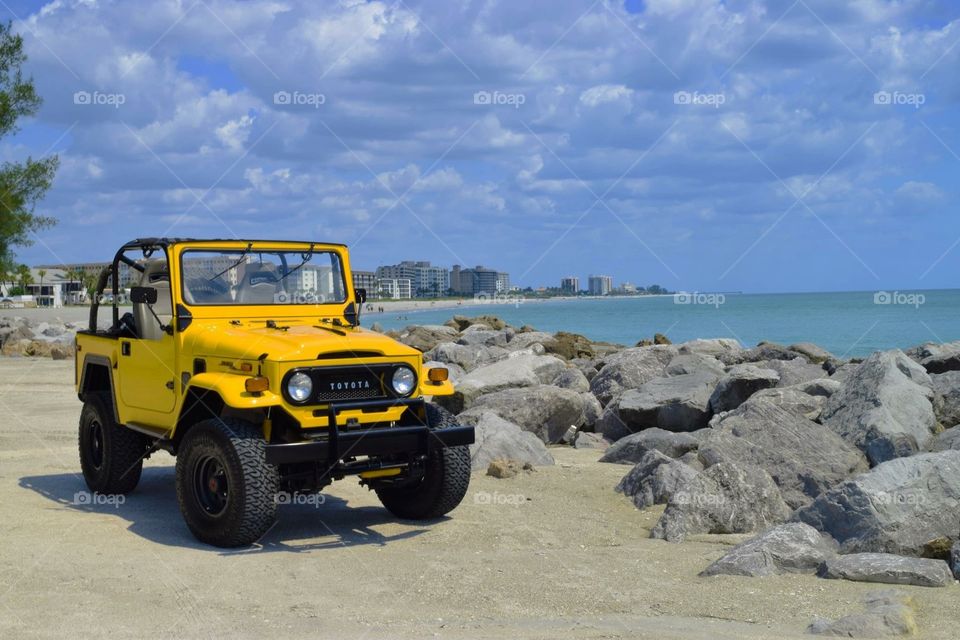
[
  {"xmin": 131, "ymin": 286, "xmax": 158, "ymax": 305},
  {"xmin": 356, "ymin": 288, "xmax": 367, "ymax": 304}
]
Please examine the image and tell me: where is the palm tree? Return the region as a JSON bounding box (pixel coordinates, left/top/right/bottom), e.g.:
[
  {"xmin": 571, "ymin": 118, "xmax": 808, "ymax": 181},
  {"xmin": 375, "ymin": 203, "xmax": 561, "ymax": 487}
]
[
  {"xmin": 16, "ymin": 264, "xmax": 32, "ymax": 300},
  {"xmin": 37, "ymin": 269, "xmax": 46, "ymax": 306}
]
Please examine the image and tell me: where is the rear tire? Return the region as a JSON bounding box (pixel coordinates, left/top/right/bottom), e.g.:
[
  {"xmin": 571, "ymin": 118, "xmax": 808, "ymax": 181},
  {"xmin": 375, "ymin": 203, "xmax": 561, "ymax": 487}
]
[
  {"xmin": 78, "ymin": 392, "xmax": 150, "ymax": 494},
  {"xmin": 375, "ymin": 404, "xmax": 471, "ymax": 519},
  {"xmin": 175, "ymin": 417, "xmax": 278, "ymax": 547}
]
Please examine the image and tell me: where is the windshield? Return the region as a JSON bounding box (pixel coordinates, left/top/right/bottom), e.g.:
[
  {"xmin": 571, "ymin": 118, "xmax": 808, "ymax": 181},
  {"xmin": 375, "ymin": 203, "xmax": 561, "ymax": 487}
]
[{"xmin": 180, "ymin": 249, "xmax": 347, "ymax": 306}]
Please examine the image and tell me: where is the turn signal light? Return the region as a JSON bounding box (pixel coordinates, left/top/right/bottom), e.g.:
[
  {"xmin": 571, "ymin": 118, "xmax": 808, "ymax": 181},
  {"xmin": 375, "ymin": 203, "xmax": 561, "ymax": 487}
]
[
  {"xmin": 245, "ymin": 376, "xmax": 269, "ymax": 393},
  {"xmin": 427, "ymin": 367, "xmax": 449, "ymax": 383}
]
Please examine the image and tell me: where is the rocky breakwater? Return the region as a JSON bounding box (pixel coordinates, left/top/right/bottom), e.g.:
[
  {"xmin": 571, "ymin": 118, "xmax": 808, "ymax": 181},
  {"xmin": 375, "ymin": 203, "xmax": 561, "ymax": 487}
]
[{"xmin": 0, "ymin": 316, "xmax": 78, "ymax": 359}]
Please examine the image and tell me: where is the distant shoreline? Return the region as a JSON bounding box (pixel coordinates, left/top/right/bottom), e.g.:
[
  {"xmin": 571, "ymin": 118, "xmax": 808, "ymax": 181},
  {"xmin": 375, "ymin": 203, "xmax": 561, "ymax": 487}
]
[{"xmin": 365, "ymin": 294, "xmax": 676, "ymax": 318}]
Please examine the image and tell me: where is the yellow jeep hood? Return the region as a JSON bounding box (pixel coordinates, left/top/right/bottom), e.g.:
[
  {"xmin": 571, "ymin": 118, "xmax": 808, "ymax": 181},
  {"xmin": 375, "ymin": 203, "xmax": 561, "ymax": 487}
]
[{"xmin": 184, "ymin": 322, "xmax": 419, "ymax": 362}]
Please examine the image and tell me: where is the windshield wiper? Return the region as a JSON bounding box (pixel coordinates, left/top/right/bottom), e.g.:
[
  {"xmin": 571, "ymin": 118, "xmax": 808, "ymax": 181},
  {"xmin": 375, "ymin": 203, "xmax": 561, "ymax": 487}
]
[
  {"xmin": 278, "ymin": 244, "xmax": 316, "ymax": 282},
  {"xmin": 210, "ymin": 242, "xmax": 253, "ymax": 281}
]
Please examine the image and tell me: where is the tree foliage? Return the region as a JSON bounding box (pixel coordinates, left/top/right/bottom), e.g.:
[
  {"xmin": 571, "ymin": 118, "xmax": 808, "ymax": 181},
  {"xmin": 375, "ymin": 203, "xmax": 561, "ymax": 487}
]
[{"xmin": 0, "ymin": 21, "xmax": 58, "ymax": 270}]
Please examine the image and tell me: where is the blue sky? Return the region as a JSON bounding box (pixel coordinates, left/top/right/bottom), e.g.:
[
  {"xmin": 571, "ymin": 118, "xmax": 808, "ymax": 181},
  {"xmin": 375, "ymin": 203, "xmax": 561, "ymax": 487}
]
[{"xmin": 3, "ymin": 0, "xmax": 960, "ymax": 293}]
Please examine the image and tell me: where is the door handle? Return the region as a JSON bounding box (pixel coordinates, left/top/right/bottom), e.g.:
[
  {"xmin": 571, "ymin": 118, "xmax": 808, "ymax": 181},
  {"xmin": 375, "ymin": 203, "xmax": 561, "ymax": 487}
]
[
  {"xmin": 165, "ymin": 381, "xmax": 175, "ymax": 390},
  {"xmin": 121, "ymin": 342, "xmax": 131, "ymax": 356}
]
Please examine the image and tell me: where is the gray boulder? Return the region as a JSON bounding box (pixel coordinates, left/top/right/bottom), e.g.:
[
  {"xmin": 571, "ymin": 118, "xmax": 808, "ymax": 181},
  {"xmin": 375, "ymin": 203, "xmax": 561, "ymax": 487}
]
[
  {"xmin": 579, "ymin": 392, "xmax": 603, "ymax": 428},
  {"xmin": 665, "ymin": 353, "xmax": 725, "ymax": 377},
  {"xmin": 458, "ymin": 411, "xmax": 555, "ymax": 471},
  {"xmin": 745, "ymin": 386, "xmax": 827, "ymax": 420},
  {"xmin": 506, "ymin": 331, "xmax": 557, "ymax": 351},
  {"xmin": 795, "ymin": 450, "xmax": 960, "ymax": 555},
  {"xmin": 700, "ymin": 523, "xmax": 837, "ymax": 577},
  {"xmin": 762, "ymin": 357, "xmax": 828, "ymax": 387},
  {"xmin": 460, "ymin": 385, "xmax": 587, "ymax": 443},
  {"xmin": 615, "ymin": 450, "xmax": 700, "ymax": 509},
  {"xmin": 796, "ymin": 378, "xmax": 842, "ymax": 397},
  {"xmin": 700, "ymin": 399, "xmax": 868, "ymax": 509},
  {"xmin": 614, "ymin": 370, "xmax": 719, "ymax": 433},
  {"xmin": 552, "ymin": 368, "xmax": 590, "ymax": 392},
  {"xmin": 436, "ymin": 354, "xmax": 567, "ymax": 413},
  {"xmin": 589, "ymin": 346, "xmax": 677, "ymax": 405},
  {"xmin": 600, "ymin": 428, "xmax": 700, "ymax": 465},
  {"xmin": 708, "ymin": 364, "xmax": 780, "ymax": 413},
  {"xmin": 426, "ymin": 342, "xmax": 479, "ymax": 371},
  {"xmin": 929, "ymin": 425, "xmax": 960, "ymax": 452},
  {"xmin": 808, "ymin": 590, "xmax": 918, "ymax": 637},
  {"xmin": 676, "ymin": 338, "xmax": 741, "ymax": 358},
  {"xmin": 919, "ymin": 342, "xmax": 960, "ymax": 374},
  {"xmin": 650, "ymin": 462, "xmax": 791, "ymax": 542},
  {"xmin": 931, "ymin": 371, "xmax": 960, "ymax": 427},
  {"xmin": 456, "ymin": 326, "xmax": 509, "ymax": 347},
  {"xmin": 789, "ymin": 342, "xmax": 835, "ymax": 364},
  {"xmin": 821, "ymin": 350, "xmax": 936, "ymax": 465},
  {"xmin": 573, "ymin": 432, "xmax": 609, "ymax": 450},
  {"xmin": 397, "ymin": 324, "xmax": 458, "ymax": 351},
  {"xmin": 819, "ymin": 553, "xmax": 954, "ymax": 588}
]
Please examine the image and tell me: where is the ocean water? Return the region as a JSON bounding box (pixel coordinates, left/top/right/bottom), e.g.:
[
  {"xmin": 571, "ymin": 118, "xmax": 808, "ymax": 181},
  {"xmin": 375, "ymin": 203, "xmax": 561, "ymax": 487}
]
[{"xmin": 362, "ymin": 290, "xmax": 960, "ymax": 358}]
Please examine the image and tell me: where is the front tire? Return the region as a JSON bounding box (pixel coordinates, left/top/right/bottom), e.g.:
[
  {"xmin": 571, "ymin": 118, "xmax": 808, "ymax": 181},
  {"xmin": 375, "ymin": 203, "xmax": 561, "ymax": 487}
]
[
  {"xmin": 375, "ymin": 404, "xmax": 471, "ymax": 519},
  {"xmin": 78, "ymin": 392, "xmax": 150, "ymax": 494},
  {"xmin": 175, "ymin": 417, "xmax": 279, "ymax": 547}
]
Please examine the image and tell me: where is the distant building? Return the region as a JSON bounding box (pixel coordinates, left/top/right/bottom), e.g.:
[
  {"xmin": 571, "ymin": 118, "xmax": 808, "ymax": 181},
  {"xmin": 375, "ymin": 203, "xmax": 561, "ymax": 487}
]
[
  {"xmin": 450, "ymin": 265, "xmax": 510, "ymax": 297},
  {"xmin": 618, "ymin": 282, "xmax": 638, "ymax": 294},
  {"xmin": 379, "ymin": 278, "xmax": 413, "ymax": 299},
  {"xmin": 376, "ymin": 261, "xmax": 449, "ymax": 297},
  {"xmin": 21, "ymin": 268, "xmax": 86, "ymax": 307},
  {"xmin": 37, "ymin": 261, "xmax": 139, "ymax": 289},
  {"xmin": 588, "ymin": 275, "xmax": 613, "ymax": 296},
  {"xmin": 352, "ymin": 270, "xmax": 378, "ymax": 297},
  {"xmin": 560, "ymin": 276, "xmax": 579, "ymax": 294}
]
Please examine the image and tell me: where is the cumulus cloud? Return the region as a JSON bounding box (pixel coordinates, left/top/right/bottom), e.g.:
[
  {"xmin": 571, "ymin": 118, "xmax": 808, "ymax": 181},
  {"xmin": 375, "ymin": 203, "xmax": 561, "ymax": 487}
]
[{"xmin": 5, "ymin": 0, "xmax": 960, "ymax": 291}]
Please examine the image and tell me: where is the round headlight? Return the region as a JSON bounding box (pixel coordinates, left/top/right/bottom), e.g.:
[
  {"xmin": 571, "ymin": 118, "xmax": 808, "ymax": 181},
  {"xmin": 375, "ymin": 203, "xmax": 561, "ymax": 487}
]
[
  {"xmin": 391, "ymin": 367, "xmax": 416, "ymax": 396},
  {"xmin": 287, "ymin": 372, "xmax": 313, "ymax": 403}
]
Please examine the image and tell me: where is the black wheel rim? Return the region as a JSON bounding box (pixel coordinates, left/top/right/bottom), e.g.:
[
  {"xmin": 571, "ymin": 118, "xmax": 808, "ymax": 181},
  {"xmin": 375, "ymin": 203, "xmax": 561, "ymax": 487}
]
[
  {"xmin": 87, "ymin": 418, "xmax": 104, "ymax": 470},
  {"xmin": 192, "ymin": 455, "xmax": 229, "ymax": 516}
]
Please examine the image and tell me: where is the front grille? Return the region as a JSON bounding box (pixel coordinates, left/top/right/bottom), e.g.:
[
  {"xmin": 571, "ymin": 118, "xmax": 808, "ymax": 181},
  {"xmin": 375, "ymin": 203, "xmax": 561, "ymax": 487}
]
[{"xmin": 313, "ymin": 367, "xmax": 387, "ymax": 402}]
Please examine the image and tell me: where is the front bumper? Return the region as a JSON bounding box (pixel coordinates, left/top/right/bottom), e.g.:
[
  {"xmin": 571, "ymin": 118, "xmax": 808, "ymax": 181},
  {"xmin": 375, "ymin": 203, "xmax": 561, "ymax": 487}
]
[{"xmin": 264, "ymin": 397, "xmax": 475, "ymax": 466}]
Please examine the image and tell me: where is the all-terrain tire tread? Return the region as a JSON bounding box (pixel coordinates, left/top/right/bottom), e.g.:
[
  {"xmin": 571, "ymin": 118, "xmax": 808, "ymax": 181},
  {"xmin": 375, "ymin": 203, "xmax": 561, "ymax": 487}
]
[
  {"xmin": 175, "ymin": 417, "xmax": 278, "ymax": 548},
  {"xmin": 78, "ymin": 392, "xmax": 150, "ymax": 494}
]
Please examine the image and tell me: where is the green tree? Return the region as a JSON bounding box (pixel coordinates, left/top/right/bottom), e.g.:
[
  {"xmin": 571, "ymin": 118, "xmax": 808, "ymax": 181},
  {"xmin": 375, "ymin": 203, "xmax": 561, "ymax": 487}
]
[
  {"xmin": 0, "ymin": 22, "xmax": 58, "ymax": 265},
  {"xmin": 36, "ymin": 267, "xmax": 45, "ymax": 305}
]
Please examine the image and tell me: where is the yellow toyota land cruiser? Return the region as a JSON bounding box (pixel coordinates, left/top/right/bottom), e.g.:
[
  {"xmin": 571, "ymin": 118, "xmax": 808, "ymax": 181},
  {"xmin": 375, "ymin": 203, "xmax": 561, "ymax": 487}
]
[{"xmin": 75, "ymin": 238, "xmax": 474, "ymax": 547}]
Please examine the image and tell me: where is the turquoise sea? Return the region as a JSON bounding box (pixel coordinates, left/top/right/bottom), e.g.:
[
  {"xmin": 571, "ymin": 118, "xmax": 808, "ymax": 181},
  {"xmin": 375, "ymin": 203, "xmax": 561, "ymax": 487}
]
[{"xmin": 362, "ymin": 290, "xmax": 960, "ymax": 358}]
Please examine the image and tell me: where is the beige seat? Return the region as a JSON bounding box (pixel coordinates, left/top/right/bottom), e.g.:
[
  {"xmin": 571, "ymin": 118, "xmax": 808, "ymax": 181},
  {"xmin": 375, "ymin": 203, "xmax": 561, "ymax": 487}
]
[
  {"xmin": 134, "ymin": 260, "xmax": 173, "ymax": 340},
  {"xmin": 235, "ymin": 263, "xmax": 283, "ymax": 304}
]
